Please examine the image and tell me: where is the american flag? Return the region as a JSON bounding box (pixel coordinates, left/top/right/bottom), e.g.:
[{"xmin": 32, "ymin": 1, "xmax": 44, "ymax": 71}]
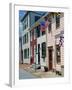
[{"xmin": 40, "ymin": 20, "xmax": 49, "ymax": 32}]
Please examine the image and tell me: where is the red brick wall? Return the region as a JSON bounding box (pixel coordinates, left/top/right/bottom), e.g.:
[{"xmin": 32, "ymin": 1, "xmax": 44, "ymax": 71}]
[{"xmin": 30, "ymin": 29, "xmax": 37, "ymax": 64}]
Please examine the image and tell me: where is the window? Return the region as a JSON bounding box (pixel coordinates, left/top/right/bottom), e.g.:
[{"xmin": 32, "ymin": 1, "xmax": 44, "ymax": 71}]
[
  {"xmin": 26, "ymin": 33, "xmax": 28, "ymax": 43},
  {"xmin": 23, "ymin": 16, "xmax": 28, "ymax": 30},
  {"xmin": 24, "ymin": 48, "xmax": 29, "ymax": 59},
  {"xmin": 35, "ymin": 16, "xmax": 40, "ymax": 22},
  {"xmin": 41, "ymin": 42, "xmax": 46, "ymax": 61},
  {"xmin": 24, "ymin": 49, "xmax": 27, "ymax": 59},
  {"xmin": 56, "ymin": 14, "xmax": 60, "ymax": 29},
  {"xmin": 23, "ymin": 35, "xmax": 24, "ymax": 44},
  {"xmin": 23, "ymin": 33, "xmax": 29, "ymax": 44},
  {"xmin": 48, "ymin": 22, "xmax": 51, "ymax": 33},
  {"xmin": 30, "ymin": 31, "xmax": 32, "ymax": 41},
  {"xmin": 28, "ymin": 48, "xmax": 29, "ymax": 58},
  {"xmin": 23, "ymin": 23, "xmax": 26, "ymax": 30},
  {"xmin": 25, "ymin": 34, "xmax": 26, "ymax": 43},
  {"xmin": 56, "ymin": 45, "xmax": 61, "ymax": 64},
  {"xmin": 36, "ymin": 25, "xmax": 40, "ymax": 37}
]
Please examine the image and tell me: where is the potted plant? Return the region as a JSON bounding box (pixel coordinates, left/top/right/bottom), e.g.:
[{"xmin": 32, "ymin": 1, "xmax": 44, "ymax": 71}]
[{"xmin": 44, "ymin": 66, "xmax": 48, "ymax": 72}]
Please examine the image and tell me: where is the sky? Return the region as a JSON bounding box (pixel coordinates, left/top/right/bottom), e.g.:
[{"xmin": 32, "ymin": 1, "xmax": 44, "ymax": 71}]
[
  {"xmin": 19, "ymin": 10, "xmax": 26, "ymax": 37},
  {"xmin": 19, "ymin": 10, "xmax": 26, "ymax": 21}
]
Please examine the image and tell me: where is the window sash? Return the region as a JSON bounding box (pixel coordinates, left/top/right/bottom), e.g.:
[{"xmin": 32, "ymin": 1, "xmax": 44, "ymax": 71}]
[
  {"xmin": 24, "ymin": 48, "xmax": 29, "ymax": 59},
  {"xmin": 41, "ymin": 42, "xmax": 46, "ymax": 59},
  {"xmin": 56, "ymin": 15, "xmax": 60, "ymax": 29}
]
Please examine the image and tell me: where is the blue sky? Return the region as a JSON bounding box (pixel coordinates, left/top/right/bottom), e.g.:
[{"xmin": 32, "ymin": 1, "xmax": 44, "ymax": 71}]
[
  {"xmin": 19, "ymin": 10, "xmax": 26, "ymax": 21},
  {"xmin": 19, "ymin": 10, "xmax": 26, "ymax": 36}
]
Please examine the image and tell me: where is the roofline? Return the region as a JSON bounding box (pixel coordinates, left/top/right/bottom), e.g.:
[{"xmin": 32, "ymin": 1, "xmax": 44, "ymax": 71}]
[
  {"xmin": 31, "ymin": 11, "xmax": 46, "ymax": 16},
  {"xmin": 29, "ymin": 12, "xmax": 63, "ymax": 31},
  {"xmin": 21, "ymin": 11, "xmax": 46, "ymax": 22},
  {"xmin": 21, "ymin": 11, "xmax": 30, "ymax": 22},
  {"xmin": 29, "ymin": 12, "xmax": 49, "ymax": 31}
]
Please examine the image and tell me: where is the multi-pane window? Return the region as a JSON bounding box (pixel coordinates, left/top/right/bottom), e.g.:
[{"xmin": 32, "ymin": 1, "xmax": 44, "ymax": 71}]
[
  {"xmin": 24, "ymin": 48, "xmax": 29, "ymax": 59},
  {"xmin": 56, "ymin": 14, "xmax": 60, "ymax": 29},
  {"xmin": 41, "ymin": 42, "xmax": 46, "ymax": 60},
  {"xmin": 26, "ymin": 33, "xmax": 28, "ymax": 43},
  {"xmin": 28, "ymin": 48, "xmax": 29, "ymax": 58},
  {"xmin": 24, "ymin": 49, "xmax": 27, "ymax": 59},
  {"xmin": 36, "ymin": 25, "xmax": 40, "ymax": 38},
  {"xmin": 23, "ymin": 33, "xmax": 28, "ymax": 44},
  {"xmin": 25, "ymin": 34, "xmax": 26, "ymax": 43},
  {"xmin": 30, "ymin": 31, "xmax": 32, "ymax": 41},
  {"xmin": 23, "ymin": 16, "xmax": 28, "ymax": 30},
  {"xmin": 56, "ymin": 45, "xmax": 61, "ymax": 64},
  {"xmin": 23, "ymin": 22, "xmax": 27, "ymax": 30}
]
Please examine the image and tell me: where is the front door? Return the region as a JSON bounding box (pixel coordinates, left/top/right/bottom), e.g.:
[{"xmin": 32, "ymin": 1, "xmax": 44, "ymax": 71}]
[{"xmin": 48, "ymin": 47, "xmax": 53, "ymax": 70}]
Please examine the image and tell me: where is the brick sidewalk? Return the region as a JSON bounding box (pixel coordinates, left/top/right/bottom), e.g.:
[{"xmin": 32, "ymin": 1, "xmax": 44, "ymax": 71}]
[
  {"xmin": 19, "ymin": 63, "xmax": 37, "ymax": 73},
  {"xmin": 19, "ymin": 63, "xmax": 63, "ymax": 78}
]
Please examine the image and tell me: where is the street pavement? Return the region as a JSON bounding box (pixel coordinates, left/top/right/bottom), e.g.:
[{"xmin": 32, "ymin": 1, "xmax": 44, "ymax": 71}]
[
  {"xmin": 19, "ymin": 64, "xmax": 63, "ymax": 79},
  {"xmin": 19, "ymin": 68, "xmax": 37, "ymax": 79}
]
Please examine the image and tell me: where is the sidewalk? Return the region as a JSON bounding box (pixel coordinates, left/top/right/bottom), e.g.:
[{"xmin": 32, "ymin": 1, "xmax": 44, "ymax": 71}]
[{"xmin": 19, "ymin": 63, "xmax": 63, "ymax": 78}]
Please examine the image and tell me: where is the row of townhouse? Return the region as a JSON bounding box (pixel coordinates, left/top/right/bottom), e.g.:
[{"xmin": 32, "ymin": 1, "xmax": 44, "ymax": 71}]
[{"xmin": 20, "ymin": 11, "xmax": 64, "ymax": 73}]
